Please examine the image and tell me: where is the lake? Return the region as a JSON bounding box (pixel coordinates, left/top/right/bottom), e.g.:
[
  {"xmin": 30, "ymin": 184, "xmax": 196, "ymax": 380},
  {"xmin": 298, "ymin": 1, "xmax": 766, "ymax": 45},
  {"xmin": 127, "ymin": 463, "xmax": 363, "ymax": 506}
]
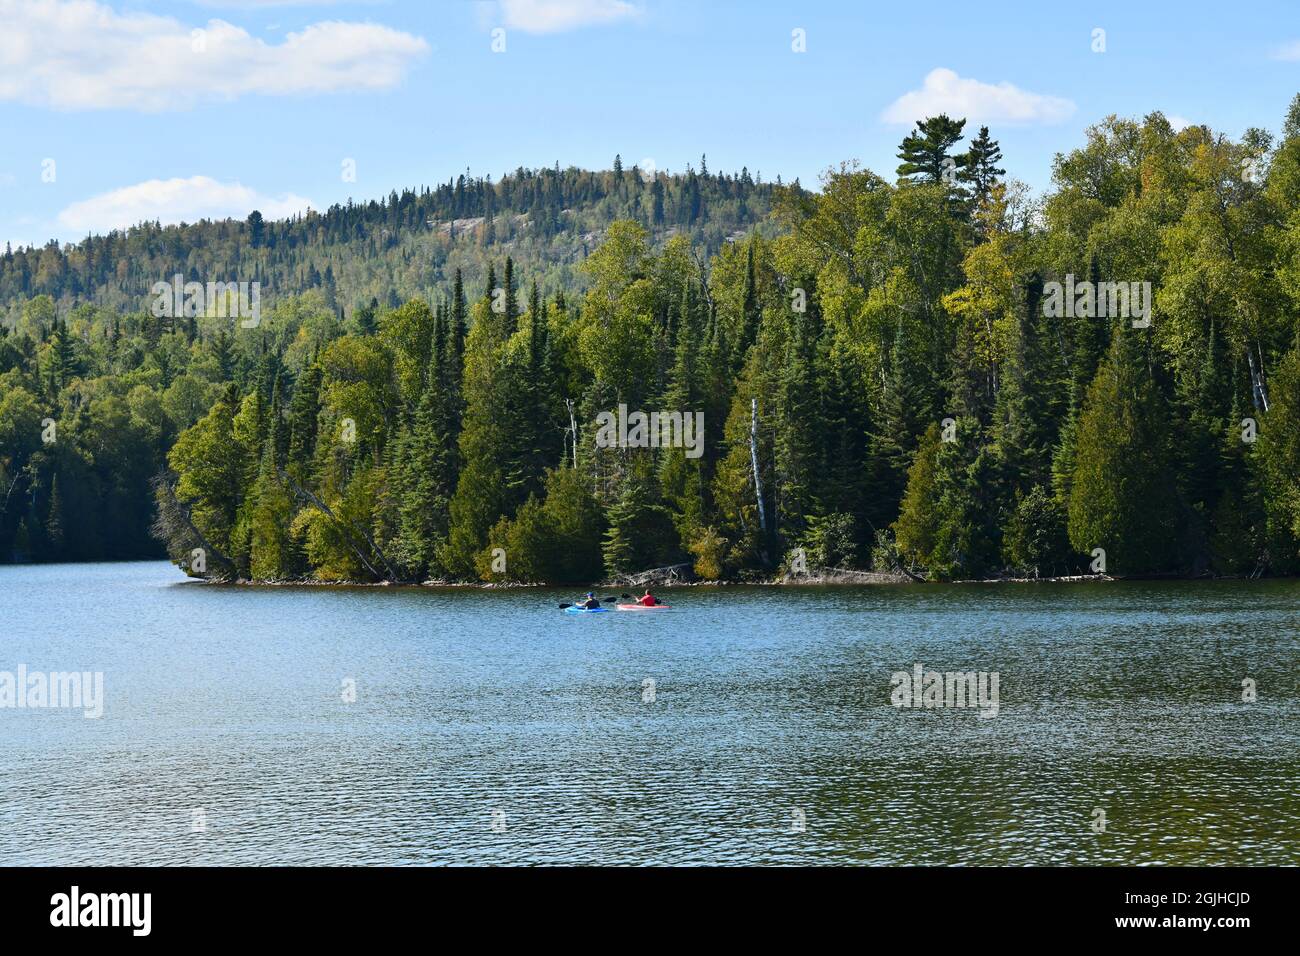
[{"xmin": 1, "ymin": 561, "xmax": 1296, "ymax": 865}]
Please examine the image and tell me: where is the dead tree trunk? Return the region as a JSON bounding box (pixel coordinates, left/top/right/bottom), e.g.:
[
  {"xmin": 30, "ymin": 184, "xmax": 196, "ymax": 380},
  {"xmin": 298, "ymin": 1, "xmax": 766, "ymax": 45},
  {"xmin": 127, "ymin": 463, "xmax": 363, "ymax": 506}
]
[
  {"xmin": 565, "ymin": 398, "xmax": 578, "ymax": 468},
  {"xmin": 750, "ymin": 397, "xmax": 767, "ymax": 537},
  {"xmin": 1248, "ymin": 344, "xmax": 1270, "ymax": 413}
]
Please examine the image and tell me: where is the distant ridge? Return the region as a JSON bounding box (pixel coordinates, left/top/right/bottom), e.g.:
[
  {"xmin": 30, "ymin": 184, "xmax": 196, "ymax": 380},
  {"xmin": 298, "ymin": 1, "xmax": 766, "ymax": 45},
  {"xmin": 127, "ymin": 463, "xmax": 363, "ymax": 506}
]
[{"xmin": 0, "ymin": 162, "xmax": 794, "ymax": 319}]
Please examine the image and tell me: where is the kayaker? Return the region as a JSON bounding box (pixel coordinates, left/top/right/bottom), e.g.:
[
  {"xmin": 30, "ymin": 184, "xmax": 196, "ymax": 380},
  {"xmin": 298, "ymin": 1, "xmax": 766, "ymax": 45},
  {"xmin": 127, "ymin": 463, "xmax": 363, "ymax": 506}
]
[
  {"xmin": 638, "ymin": 589, "xmax": 657, "ymax": 607},
  {"xmin": 579, "ymin": 592, "xmax": 601, "ymax": 610}
]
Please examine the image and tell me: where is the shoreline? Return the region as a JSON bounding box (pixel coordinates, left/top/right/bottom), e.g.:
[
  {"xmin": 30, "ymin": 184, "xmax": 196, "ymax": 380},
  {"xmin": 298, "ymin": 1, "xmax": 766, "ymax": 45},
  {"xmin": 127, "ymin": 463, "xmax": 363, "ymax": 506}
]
[{"xmin": 181, "ymin": 569, "xmax": 1285, "ymax": 588}]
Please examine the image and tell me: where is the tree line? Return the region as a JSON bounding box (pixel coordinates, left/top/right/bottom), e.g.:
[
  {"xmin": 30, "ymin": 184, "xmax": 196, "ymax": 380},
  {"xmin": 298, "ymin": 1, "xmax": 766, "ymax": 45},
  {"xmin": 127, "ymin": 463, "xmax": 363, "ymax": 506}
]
[
  {"xmin": 0, "ymin": 160, "xmax": 780, "ymax": 322},
  {"xmin": 5, "ymin": 101, "xmax": 1300, "ymax": 582}
]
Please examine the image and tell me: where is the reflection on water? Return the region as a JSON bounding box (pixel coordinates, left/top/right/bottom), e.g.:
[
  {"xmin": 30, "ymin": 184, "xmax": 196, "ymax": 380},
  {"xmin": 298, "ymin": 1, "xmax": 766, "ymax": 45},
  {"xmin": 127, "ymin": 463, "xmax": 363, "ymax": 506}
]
[{"xmin": 1, "ymin": 561, "xmax": 1296, "ymax": 865}]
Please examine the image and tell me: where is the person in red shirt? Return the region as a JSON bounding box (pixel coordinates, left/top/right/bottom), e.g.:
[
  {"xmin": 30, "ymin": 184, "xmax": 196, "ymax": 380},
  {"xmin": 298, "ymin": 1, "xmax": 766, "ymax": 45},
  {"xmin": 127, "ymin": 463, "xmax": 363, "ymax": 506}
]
[{"xmin": 638, "ymin": 590, "xmax": 657, "ymax": 606}]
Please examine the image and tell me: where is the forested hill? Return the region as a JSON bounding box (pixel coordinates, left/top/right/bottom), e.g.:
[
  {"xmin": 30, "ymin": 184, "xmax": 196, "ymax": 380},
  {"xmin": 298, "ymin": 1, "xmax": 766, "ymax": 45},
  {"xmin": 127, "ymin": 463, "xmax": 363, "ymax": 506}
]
[
  {"xmin": 0, "ymin": 158, "xmax": 786, "ymax": 317},
  {"xmin": 5, "ymin": 103, "xmax": 1300, "ymax": 584}
]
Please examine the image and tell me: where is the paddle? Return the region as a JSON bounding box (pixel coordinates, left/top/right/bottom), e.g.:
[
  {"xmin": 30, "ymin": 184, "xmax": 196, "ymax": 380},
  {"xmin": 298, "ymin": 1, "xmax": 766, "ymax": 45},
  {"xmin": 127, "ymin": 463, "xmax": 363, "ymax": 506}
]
[{"xmin": 558, "ymin": 595, "xmax": 624, "ymax": 609}]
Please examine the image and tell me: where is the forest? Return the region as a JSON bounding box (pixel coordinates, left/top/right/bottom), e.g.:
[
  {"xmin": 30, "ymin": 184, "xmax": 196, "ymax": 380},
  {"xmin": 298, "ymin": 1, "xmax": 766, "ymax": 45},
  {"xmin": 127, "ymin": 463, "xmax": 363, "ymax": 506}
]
[{"xmin": 4, "ymin": 101, "xmax": 1300, "ymax": 583}]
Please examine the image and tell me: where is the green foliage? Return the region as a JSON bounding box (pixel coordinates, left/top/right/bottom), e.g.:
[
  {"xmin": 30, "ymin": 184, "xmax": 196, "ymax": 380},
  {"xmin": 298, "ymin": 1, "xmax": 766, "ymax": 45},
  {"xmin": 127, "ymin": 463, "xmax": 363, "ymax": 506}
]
[
  {"xmin": 0, "ymin": 165, "xmax": 781, "ymax": 319},
  {"xmin": 687, "ymin": 526, "xmax": 728, "ymax": 580},
  {"xmin": 959, "ymin": 126, "xmax": 1006, "ymax": 207},
  {"xmin": 602, "ymin": 476, "xmax": 680, "ymax": 575},
  {"xmin": 800, "ymin": 512, "xmax": 858, "ymax": 569},
  {"xmin": 3, "ymin": 115, "xmax": 1299, "ymax": 584},
  {"xmin": 485, "ymin": 467, "xmax": 603, "ymax": 583},
  {"xmin": 894, "ymin": 423, "xmax": 941, "ymax": 568},
  {"xmin": 1067, "ymin": 332, "xmax": 1182, "ymax": 575},
  {"xmin": 897, "ymin": 114, "xmax": 969, "ymax": 186},
  {"xmin": 928, "ymin": 418, "xmax": 1004, "ymax": 579},
  {"xmin": 1255, "ymin": 349, "xmax": 1300, "ymax": 571},
  {"xmin": 1003, "ymin": 486, "xmax": 1073, "ymax": 577}
]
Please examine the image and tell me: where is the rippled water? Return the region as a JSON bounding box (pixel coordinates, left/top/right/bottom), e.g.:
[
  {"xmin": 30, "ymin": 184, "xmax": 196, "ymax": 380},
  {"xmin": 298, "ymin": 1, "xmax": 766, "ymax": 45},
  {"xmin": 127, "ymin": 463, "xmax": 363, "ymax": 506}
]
[{"xmin": 1, "ymin": 561, "xmax": 1297, "ymax": 865}]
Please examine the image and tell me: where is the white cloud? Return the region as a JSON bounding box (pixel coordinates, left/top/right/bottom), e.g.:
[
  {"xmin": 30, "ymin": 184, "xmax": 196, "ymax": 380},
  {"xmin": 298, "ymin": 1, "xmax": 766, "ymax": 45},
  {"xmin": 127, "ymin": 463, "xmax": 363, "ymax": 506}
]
[
  {"xmin": 57, "ymin": 176, "xmax": 314, "ymax": 233},
  {"xmin": 882, "ymin": 68, "xmax": 1075, "ymax": 126},
  {"xmin": 1272, "ymin": 40, "xmax": 1300, "ymax": 61},
  {"xmin": 0, "ymin": 0, "xmax": 429, "ymax": 111},
  {"xmin": 1167, "ymin": 115, "xmax": 1193, "ymax": 132},
  {"xmin": 496, "ymin": 0, "xmax": 639, "ymax": 33},
  {"xmin": 197, "ymin": 2, "xmax": 353, "ymax": 6}
]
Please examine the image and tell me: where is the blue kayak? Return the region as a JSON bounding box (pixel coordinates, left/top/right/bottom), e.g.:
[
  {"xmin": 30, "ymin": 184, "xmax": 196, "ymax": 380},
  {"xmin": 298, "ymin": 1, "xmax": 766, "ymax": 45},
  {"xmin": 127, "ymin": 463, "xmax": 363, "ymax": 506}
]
[{"xmin": 564, "ymin": 605, "xmax": 611, "ymax": 614}]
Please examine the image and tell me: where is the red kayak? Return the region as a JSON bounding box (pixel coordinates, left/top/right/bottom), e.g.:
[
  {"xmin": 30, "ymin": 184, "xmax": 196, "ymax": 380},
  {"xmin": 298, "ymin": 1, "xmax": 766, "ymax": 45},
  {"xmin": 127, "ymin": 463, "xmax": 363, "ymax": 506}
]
[{"xmin": 616, "ymin": 603, "xmax": 671, "ymax": 611}]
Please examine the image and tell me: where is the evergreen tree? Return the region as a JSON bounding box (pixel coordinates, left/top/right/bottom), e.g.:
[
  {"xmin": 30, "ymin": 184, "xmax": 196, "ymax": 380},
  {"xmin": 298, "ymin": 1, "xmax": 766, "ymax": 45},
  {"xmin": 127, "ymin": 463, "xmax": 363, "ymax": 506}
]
[
  {"xmin": 45, "ymin": 473, "xmax": 65, "ymax": 560},
  {"xmin": 1067, "ymin": 330, "xmax": 1183, "ymax": 574},
  {"xmin": 502, "ymin": 257, "xmax": 519, "ymax": 334},
  {"xmin": 737, "ymin": 240, "xmax": 761, "ymax": 363},
  {"xmin": 397, "ymin": 341, "xmax": 457, "ymax": 578},
  {"xmin": 958, "ymin": 126, "xmax": 1006, "ymax": 206},
  {"xmin": 896, "ymin": 114, "xmax": 968, "ymax": 186},
  {"xmin": 51, "ymin": 318, "xmax": 79, "ymax": 389},
  {"xmin": 286, "ymin": 362, "xmax": 322, "ymax": 484},
  {"xmin": 601, "ymin": 475, "xmax": 677, "ymax": 574}
]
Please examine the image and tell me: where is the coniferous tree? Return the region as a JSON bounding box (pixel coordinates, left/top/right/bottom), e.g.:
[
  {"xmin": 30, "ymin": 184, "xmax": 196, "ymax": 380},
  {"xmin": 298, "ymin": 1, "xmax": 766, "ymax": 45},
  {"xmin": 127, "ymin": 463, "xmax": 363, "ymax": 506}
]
[
  {"xmin": 396, "ymin": 341, "xmax": 456, "ymax": 579},
  {"xmin": 502, "ymin": 257, "xmax": 519, "ymax": 334},
  {"xmin": 896, "ymin": 114, "xmax": 968, "ymax": 186},
  {"xmin": 1067, "ymin": 329, "xmax": 1183, "ymax": 574},
  {"xmin": 285, "ymin": 362, "xmax": 322, "ymax": 484},
  {"xmin": 959, "ymin": 126, "xmax": 1006, "ymax": 206}
]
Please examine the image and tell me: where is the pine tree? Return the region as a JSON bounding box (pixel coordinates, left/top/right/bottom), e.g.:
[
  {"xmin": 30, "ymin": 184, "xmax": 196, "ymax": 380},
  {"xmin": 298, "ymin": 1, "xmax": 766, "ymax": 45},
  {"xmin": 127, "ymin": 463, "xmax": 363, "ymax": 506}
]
[
  {"xmin": 736, "ymin": 240, "xmax": 761, "ymax": 364},
  {"xmin": 894, "ymin": 423, "xmax": 941, "ymax": 568},
  {"xmin": 995, "ymin": 276, "xmax": 1061, "ymax": 492},
  {"xmin": 869, "ymin": 320, "xmax": 930, "ymax": 528},
  {"xmin": 1067, "ymin": 329, "xmax": 1183, "ymax": 574},
  {"xmin": 249, "ymin": 437, "xmax": 294, "ymax": 580},
  {"xmin": 449, "ymin": 268, "xmax": 467, "ymax": 394},
  {"xmin": 210, "ymin": 329, "xmax": 235, "ymax": 380},
  {"xmin": 524, "ymin": 280, "xmax": 560, "ymax": 482},
  {"xmin": 440, "ymin": 281, "xmax": 512, "ymax": 578},
  {"xmin": 896, "ymin": 114, "xmax": 968, "ymax": 185},
  {"xmin": 503, "ymin": 257, "xmax": 519, "ymax": 334},
  {"xmin": 286, "ymin": 362, "xmax": 322, "ymax": 484},
  {"xmin": 602, "ymin": 477, "xmax": 646, "ymax": 574},
  {"xmin": 775, "ymin": 309, "xmax": 821, "ymax": 540},
  {"xmin": 396, "ymin": 348, "xmax": 457, "ymax": 578},
  {"xmin": 958, "ymin": 126, "xmax": 1006, "ymax": 206},
  {"xmin": 45, "ymin": 473, "xmax": 65, "ymax": 560},
  {"xmin": 52, "ymin": 318, "xmax": 79, "ymax": 389},
  {"xmin": 818, "ymin": 330, "xmax": 872, "ymax": 555},
  {"xmin": 355, "ymin": 298, "xmax": 379, "ymax": 337},
  {"xmin": 928, "ymin": 417, "xmax": 1004, "ymax": 578}
]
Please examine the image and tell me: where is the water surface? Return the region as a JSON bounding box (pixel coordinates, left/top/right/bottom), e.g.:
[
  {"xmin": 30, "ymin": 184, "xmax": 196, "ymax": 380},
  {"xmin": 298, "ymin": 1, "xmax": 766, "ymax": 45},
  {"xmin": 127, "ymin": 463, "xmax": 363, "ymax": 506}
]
[{"xmin": 1, "ymin": 561, "xmax": 1296, "ymax": 865}]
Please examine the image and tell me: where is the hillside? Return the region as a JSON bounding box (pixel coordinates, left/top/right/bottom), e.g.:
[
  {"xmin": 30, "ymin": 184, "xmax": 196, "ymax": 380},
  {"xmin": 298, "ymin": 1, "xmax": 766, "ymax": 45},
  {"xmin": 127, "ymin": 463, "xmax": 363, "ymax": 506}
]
[
  {"xmin": 0, "ymin": 159, "xmax": 788, "ymax": 320},
  {"xmin": 5, "ymin": 108, "xmax": 1300, "ymax": 585}
]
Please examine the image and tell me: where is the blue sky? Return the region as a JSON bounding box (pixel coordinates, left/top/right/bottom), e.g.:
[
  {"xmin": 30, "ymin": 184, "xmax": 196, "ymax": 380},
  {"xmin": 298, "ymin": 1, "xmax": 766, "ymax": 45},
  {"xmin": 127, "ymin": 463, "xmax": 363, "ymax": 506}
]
[{"xmin": 2, "ymin": 0, "xmax": 1299, "ymax": 249}]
